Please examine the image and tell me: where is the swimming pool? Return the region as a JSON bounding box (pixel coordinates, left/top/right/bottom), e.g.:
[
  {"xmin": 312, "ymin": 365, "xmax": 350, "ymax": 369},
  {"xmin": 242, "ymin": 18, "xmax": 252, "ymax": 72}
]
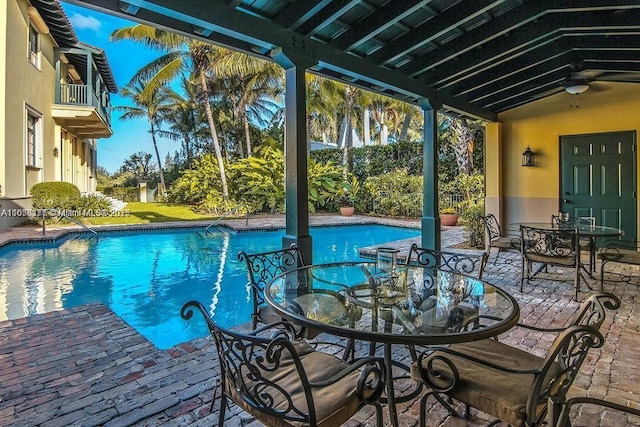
[{"xmin": 0, "ymin": 224, "xmax": 419, "ymax": 348}]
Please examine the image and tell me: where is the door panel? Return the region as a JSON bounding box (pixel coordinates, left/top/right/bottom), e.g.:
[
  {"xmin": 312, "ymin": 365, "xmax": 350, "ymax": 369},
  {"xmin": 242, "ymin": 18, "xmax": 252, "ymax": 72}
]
[{"xmin": 560, "ymin": 131, "xmax": 637, "ymax": 243}]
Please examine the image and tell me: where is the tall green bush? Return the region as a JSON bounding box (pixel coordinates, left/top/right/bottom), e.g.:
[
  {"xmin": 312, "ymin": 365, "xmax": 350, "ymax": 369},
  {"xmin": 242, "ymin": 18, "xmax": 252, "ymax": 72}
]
[
  {"xmin": 363, "ymin": 169, "xmax": 423, "ymax": 217},
  {"xmin": 30, "ymin": 182, "xmax": 81, "ymax": 210}
]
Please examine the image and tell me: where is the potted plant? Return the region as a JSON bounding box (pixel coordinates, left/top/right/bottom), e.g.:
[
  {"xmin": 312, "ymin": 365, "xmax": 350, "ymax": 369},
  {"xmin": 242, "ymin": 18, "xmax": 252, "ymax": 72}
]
[
  {"xmin": 338, "ymin": 191, "xmax": 355, "ymax": 216},
  {"xmin": 439, "ymin": 206, "xmax": 459, "ymax": 226},
  {"xmin": 337, "ymin": 180, "xmax": 357, "ymax": 216}
]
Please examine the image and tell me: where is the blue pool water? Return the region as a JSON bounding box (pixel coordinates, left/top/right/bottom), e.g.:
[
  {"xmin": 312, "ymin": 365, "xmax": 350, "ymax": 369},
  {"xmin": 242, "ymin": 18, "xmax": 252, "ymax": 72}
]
[{"xmin": 0, "ymin": 225, "xmax": 418, "ymax": 348}]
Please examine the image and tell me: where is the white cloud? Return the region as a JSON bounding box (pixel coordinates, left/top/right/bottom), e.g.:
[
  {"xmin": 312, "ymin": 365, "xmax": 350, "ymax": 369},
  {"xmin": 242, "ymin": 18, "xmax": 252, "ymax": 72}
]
[{"xmin": 69, "ymin": 12, "xmax": 102, "ymax": 32}]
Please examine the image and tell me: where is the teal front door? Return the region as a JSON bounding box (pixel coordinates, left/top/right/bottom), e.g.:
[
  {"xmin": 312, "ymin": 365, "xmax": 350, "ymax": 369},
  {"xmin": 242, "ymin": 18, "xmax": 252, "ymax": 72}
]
[{"xmin": 560, "ymin": 131, "xmax": 637, "ymax": 243}]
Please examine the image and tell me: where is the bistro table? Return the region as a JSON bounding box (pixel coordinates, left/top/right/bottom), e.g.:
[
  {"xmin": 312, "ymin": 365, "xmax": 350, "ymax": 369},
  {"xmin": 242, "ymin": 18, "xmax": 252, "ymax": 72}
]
[
  {"xmin": 512, "ymin": 222, "xmax": 624, "ymax": 276},
  {"xmin": 265, "ymin": 261, "xmax": 520, "ymax": 427}
]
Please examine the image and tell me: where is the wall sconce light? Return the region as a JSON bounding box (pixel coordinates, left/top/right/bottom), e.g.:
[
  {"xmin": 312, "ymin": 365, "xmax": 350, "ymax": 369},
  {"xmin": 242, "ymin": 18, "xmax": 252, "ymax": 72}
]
[
  {"xmin": 53, "ymin": 147, "xmax": 59, "ymax": 157},
  {"xmin": 522, "ymin": 146, "xmax": 535, "ymax": 166}
]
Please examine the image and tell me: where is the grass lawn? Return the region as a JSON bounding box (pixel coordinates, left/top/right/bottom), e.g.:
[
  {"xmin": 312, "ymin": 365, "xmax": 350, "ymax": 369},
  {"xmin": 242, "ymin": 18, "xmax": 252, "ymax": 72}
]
[{"xmin": 85, "ymin": 202, "xmax": 217, "ymax": 226}]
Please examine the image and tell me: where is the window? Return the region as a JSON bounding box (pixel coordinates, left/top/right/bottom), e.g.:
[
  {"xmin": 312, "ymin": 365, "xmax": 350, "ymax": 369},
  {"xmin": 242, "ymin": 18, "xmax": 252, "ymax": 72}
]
[
  {"xmin": 28, "ymin": 23, "xmax": 39, "ymax": 66},
  {"xmin": 26, "ymin": 109, "xmax": 41, "ymax": 167}
]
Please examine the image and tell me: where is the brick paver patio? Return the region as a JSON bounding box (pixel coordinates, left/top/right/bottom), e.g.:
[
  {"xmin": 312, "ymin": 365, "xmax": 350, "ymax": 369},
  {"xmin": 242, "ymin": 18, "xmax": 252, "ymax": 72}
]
[{"xmin": 1, "ymin": 215, "xmax": 640, "ymax": 426}]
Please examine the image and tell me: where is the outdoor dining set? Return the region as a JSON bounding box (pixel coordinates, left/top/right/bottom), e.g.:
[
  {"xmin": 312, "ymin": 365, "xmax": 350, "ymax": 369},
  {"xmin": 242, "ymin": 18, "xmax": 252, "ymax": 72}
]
[{"xmin": 180, "ymin": 214, "xmax": 640, "ymax": 427}]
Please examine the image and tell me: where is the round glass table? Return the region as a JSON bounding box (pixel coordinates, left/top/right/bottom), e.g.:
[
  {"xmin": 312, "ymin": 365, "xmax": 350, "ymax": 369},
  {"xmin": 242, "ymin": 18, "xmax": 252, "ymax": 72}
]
[{"xmin": 265, "ymin": 261, "xmax": 520, "ymax": 427}]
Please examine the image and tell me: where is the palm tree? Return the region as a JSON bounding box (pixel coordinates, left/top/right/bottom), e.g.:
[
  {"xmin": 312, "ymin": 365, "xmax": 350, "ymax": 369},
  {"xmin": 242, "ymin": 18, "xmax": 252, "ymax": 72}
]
[
  {"xmin": 157, "ymin": 74, "xmax": 204, "ymax": 168},
  {"xmin": 212, "ymin": 51, "xmax": 283, "ymax": 156},
  {"xmin": 113, "ymin": 81, "xmax": 173, "ymax": 193},
  {"xmin": 111, "ymin": 25, "xmax": 230, "ymax": 200}
]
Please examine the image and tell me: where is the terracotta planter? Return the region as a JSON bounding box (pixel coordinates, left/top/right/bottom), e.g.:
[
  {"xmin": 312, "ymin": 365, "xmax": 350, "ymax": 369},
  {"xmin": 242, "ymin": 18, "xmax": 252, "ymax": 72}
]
[
  {"xmin": 340, "ymin": 206, "xmax": 355, "ymax": 216},
  {"xmin": 439, "ymin": 213, "xmax": 459, "ymax": 226}
]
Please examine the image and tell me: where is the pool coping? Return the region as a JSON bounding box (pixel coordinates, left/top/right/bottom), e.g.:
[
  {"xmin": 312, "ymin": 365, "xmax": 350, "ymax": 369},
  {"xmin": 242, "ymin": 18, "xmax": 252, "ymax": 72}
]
[{"xmin": 0, "ymin": 213, "xmax": 424, "ymax": 249}]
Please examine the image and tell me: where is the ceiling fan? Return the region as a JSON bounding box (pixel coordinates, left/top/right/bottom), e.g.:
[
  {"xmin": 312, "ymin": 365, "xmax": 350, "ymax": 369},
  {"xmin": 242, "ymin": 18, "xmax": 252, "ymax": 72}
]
[{"xmin": 562, "ymin": 61, "xmax": 640, "ymax": 94}]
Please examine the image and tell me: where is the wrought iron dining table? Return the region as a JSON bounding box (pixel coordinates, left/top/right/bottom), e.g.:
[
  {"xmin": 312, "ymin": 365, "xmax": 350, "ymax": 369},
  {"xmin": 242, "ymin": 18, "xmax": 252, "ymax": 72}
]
[{"xmin": 265, "ymin": 261, "xmax": 520, "ymax": 427}]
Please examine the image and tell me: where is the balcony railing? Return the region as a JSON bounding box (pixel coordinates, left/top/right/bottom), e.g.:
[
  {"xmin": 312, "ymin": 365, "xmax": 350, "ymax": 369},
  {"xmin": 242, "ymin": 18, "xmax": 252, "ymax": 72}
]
[{"xmin": 58, "ymin": 83, "xmax": 111, "ymax": 127}]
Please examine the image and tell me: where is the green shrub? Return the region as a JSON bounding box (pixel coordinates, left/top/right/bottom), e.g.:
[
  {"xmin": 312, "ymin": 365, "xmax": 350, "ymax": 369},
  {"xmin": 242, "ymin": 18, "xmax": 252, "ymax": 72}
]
[
  {"xmin": 30, "ymin": 182, "xmax": 81, "ymax": 210},
  {"xmin": 78, "ymin": 194, "xmax": 112, "ymax": 211},
  {"xmin": 459, "ymin": 200, "xmax": 485, "ymax": 248},
  {"xmin": 103, "ymin": 186, "xmax": 139, "ymax": 202},
  {"xmin": 363, "ymin": 169, "xmax": 423, "ymax": 217}
]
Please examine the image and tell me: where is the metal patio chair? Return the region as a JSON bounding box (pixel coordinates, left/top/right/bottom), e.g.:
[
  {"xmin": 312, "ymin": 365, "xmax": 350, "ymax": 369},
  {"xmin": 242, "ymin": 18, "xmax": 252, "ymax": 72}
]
[
  {"xmin": 411, "ymin": 292, "xmax": 620, "ymax": 427},
  {"xmin": 480, "ymin": 214, "xmax": 521, "ymax": 263},
  {"xmin": 181, "ymin": 301, "xmax": 386, "ymax": 427},
  {"xmin": 404, "ymin": 243, "xmax": 488, "ymax": 280},
  {"xmin": 598, "ymin": 239, "xmax": 640, "ymax": 291},
  {"xmin": 238, "ymin": 245, "xmax": 360, "ymax": 357},
  {"xmin": 520, "ymin": 225, "xmax": 584, "ymax": 300},
  {"xmin": 551, "ymin": 214, "xmax": 596, "ymax": 272},
  {"xmin": 238, "ymin": 245, "xmax": 306, "ymax": 330}
]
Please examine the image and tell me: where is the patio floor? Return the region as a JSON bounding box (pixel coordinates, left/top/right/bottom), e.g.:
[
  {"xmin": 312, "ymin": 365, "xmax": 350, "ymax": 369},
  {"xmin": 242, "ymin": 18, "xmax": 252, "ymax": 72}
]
[{"xmin": 1, "ymin": 216, "xmax": 640, "ymax": 426}]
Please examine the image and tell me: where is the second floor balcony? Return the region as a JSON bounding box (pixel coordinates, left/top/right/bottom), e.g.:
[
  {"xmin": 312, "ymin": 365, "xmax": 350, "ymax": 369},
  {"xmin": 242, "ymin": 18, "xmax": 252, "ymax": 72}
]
[{"xmin": 52, "ymin": 45, "xmax": 118, "ymax": 140}]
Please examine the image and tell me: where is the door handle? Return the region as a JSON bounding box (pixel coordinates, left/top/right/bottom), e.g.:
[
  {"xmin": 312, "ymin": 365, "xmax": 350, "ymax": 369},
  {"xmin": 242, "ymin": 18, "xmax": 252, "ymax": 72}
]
[{"xmin": 563, "ymin": 199, "xmax": 570, "ymax": 203}]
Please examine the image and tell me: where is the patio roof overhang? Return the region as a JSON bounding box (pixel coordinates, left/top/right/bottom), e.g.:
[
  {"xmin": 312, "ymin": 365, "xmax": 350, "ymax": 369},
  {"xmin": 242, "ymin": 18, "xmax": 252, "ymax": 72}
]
[{"xmin": 62, "ymin": 0, "xmax": 640, "ymax": 121}]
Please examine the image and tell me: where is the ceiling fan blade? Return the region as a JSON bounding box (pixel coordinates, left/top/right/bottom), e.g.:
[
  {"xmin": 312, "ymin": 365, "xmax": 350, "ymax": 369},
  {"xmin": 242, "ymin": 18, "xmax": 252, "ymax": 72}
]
[
  {"xmin": 531, "ymin": 86, "xmax": 565, "ymax": 100},
  {"xmin": 596, "ymin": 72, "xmax": 640, "ymax": 83},
  {"xmin": 569, "ymin": 70, "xmax": 603, "ymax": 81}
]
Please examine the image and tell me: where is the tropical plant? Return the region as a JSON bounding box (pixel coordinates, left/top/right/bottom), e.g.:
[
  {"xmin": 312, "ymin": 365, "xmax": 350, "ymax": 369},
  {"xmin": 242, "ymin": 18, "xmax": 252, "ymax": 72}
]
[
  {"xmin": 363, "ymin": 169, "xmax": 423, "ymax": 217},
  {"xmin": 113, "ymin": 81, "xmax": 173, "ymax": 193},
  {"xmin": 111, "ymin": 24, "xmax": 230, "ymax": 200}
]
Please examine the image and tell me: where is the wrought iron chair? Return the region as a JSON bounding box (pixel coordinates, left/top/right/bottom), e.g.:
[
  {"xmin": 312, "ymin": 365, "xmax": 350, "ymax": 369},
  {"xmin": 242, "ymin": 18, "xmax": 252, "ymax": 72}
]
[
  {"xmin": 551, "ymin": 214, "xmax": 596, "ymax": 272},
  {"xmin": 411, "ymin": 292, "xmax": 620, "ymax": 427},
  {"xmin": 181, "ymin": 301, "xmax": 386, "ymax": 427},
  {"xmin": 238, "ymin": 245, "xmax": 360, "ymax": 357},
  {"xmin": 598, "ymin": 239, "xmax": 640, "ymax": 291},
  {"xmin": 387, "ymin": 245, "xmax": 489, "ymax": 358},
  {"xmin": 520, "ymin": 225, "xmax": 584, "ymax": 300},
  {"xmin": 480, "ymin": 214, "xmax": 521, "ymax": 263},
  {"xmin": 553, "ymin": 396, "xmax": 640, "ymax": 427},
  {"xmin": 404, "ymin": 243, "xmax": 488, "ymax": 280},
  {"xmin": 238, "ymin": 245, "xmax": 306, "ymax": 330}
]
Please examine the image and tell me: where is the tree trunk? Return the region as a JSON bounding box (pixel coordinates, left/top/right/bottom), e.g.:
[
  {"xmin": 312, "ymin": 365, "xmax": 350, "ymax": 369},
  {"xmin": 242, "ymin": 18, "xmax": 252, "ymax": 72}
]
[
  {"xmin": 150, "ymin": 123, "xmax": 166, "ymax": 194},
  {"xmin": 399, "ymin": 113, "xmax": 411, "ymax": 141},
  {"xmin": 199, "ymin": 70, "xmax": 229, "ymax": 200},
  {"xmin": 243, "ymin": 113, "xmax": 252, "ymax": 156}
]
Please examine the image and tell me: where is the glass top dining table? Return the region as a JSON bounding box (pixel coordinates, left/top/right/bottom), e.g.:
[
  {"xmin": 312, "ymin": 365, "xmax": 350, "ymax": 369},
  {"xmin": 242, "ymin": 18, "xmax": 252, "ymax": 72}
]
[{"xmin": 265, "ymin": 261, "xmax": 520, "ymax": 427}]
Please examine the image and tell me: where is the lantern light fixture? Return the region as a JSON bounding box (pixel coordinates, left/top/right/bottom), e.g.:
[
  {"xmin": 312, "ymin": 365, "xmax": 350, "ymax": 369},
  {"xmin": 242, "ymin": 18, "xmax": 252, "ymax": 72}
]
[{"xmin": 522, "ymin": 146, "xmax": 535, "ymax": 167}]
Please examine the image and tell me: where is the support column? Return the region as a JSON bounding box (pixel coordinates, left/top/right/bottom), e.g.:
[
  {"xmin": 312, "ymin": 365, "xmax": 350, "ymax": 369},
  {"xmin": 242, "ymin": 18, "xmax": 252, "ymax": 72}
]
[
  {"xmin": 271, "ymin": 49, "xmax": 316, "ymax": 263},
  {"xmin": 420, "ymin": 99, "xmax": 442, "ymax": 250},
  {"xmin": 485, "ymin": 122, "xmax": 503, "ymax": 222}
]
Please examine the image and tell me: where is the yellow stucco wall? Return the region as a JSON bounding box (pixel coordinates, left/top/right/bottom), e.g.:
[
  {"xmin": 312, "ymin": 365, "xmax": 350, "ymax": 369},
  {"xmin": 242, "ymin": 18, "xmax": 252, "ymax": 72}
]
[
  {"xmin": 488, "ymin": 82, "xmax": 640, "ymax": 233},
  {"xmin": 3, "ymin": 0, "xmax": 56, "ymax": 198}
]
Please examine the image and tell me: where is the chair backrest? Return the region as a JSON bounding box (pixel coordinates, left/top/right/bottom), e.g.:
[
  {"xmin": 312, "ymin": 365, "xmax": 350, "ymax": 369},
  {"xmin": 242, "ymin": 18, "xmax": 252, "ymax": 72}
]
[
  {"xmin": 551, "ymin": 215, "xmax": 596, "ymax": 228},
  {"xmin": 520, "ymin": 225, "xmax": 579, "ymax": 264},
  {"xmin": 180, "ymin": 300, "xmax": 318, "ymax": 425},
  {"xmin": 566, "ymin": 292, "xmax": 620, "ymax": 329},
  {"xmin": 238, "ymin": 245, "xmax": 305, "ymax": 325},
  {"xmin": 405, "ymin": 243, "xmax": 488, "ymax": 279},
  {"xmin": 528, "ymin": 292, "xmax": 620, "ymax": 426},
  {"xmin": 480, "ymin": 214, "xmax": 502, "ymax": 242}
]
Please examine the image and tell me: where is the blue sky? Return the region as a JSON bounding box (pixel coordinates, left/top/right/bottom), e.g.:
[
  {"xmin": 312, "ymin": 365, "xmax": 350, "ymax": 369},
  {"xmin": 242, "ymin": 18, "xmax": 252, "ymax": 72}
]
[{"xmin": 61, "ymin": 3, "xmax": 176, "ymax": 173}]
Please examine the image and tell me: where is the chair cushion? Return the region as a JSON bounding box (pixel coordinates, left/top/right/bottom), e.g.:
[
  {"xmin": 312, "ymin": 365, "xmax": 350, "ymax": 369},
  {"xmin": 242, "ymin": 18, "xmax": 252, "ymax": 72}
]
[
  {"xmin": 411, "ymin": 339, "xmax": 562, "ymax": 427},
  {"xmin": 492, "ymin": 236, "xmax": 521, "ymax": 250},
  {"xmin": 525, "ymin": 253, "xmax": 576, "ymax": 267},
  {"xmin": 228, "ymin": 347, "xmax": 370, "ymax": 427},
  {"xmin": 257, "ymin": 305, "xmax": 322, "ymax": 339}
]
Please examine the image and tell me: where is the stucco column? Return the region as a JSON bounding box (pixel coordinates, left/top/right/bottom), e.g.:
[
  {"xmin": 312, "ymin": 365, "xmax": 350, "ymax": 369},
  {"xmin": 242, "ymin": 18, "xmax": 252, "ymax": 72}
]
[
  {"xmin": 271, "ymin": 49, "xmax": 316, "ymax": 263},
  {"xmin": 485, "ymin": 121, "xmax": 503, "ymax": 222},
  {"xmin": 420, "ymin": 98, "xmax": 442, "ymax": 250}
]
